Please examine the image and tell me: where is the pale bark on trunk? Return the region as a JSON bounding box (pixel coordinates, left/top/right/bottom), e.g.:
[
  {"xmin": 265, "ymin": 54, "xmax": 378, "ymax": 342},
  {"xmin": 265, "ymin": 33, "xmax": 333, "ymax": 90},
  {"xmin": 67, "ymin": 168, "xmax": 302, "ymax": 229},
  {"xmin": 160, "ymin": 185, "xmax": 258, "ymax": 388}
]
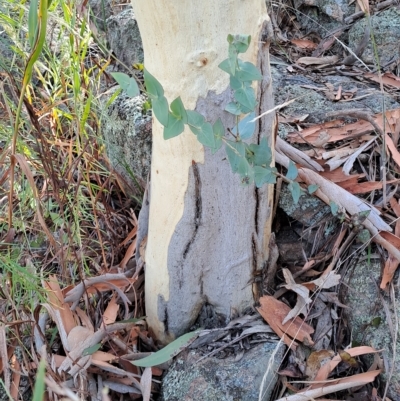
[{"xmin": 132, "ymin": 0, "xmax": 276, "ymax": 343}]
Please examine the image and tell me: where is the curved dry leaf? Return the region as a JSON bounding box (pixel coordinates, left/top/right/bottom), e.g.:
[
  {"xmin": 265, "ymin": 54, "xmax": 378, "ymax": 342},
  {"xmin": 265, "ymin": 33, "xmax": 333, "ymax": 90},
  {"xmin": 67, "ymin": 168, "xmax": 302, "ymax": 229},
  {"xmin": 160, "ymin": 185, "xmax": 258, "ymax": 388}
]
[
  {"xmin": 257, "ymin": 296, "xmax": 314, "ymax": 349},
  {"xmin": 297, "ymin": 55, "xmax": 338, "ymax": 65},
  {"xmin": 103, "ymin": 294, "xmax": 119, "ymax": 325},
  {"xmin": 140, "ymin": 367, "xmax": 152, "ymax": 401},
  {"xmin": 67, "ymin": 326, "xmax": 94, "ymax": 351}
]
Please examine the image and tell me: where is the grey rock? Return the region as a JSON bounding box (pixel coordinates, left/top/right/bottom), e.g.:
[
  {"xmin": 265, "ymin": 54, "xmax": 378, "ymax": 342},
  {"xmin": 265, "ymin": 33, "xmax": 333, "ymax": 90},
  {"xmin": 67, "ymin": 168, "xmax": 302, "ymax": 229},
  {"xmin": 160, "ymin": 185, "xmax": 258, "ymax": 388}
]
[
  {"xmin": 292, "ymin": 0, "xmax": 353, "ymax": 36},
  {"xmin": 279, "ymin": 185, "xmax": 331, "ymax": 227},
  {"xmin": 349, "ymin": 8, "xmax": 400, "ymax": 66},
  {"xmin": 88, "ymin": 0, "xmax": 113, "ymax": 32},
  {"xmin": 272, "ymin": 65, "xmax": 400, "ymax": 124},
  {"xmin": 106, "ymin": 8, "xmax": 143, "ymax": 70},
  {"xmin": 161, "ymin": 341, "xmax": 285, "ymax": 401},
  {"xmin": 344, "ymin": 258, "xmax": 400, "ymax": 400},
  {"xmin": 101, "ymin": 90, "xmax": 152, "ymax": 191}
]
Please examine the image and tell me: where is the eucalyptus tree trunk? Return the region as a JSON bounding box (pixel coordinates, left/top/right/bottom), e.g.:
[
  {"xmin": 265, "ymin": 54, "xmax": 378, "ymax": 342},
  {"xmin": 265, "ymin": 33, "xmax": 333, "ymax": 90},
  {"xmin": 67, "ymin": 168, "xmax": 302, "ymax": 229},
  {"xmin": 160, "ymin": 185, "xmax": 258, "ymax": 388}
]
[{"xmin": 132, "ymin": 0, "xmax": 276, "ymax": 343}]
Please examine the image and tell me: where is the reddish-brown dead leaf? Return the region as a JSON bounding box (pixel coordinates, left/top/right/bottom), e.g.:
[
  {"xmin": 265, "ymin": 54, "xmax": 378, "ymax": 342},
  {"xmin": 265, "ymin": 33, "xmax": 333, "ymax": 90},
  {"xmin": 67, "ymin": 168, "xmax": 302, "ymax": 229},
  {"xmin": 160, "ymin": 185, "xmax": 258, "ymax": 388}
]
[
  {"xmin": 103, "ymin": 294, "xmax": 119, "ymax": 325},
  {"xmin": 297, "ymin": 55, "xmax": 338, "ymax": 65},
  {"xmin": 288, "ymin": 108, "xmax": 400, "ymax": 146},
  {"xmin": 340, "ymin": 179, "xmax": 399, "ymax": 194},
  {"xmin": 379, "ymin": 230, "xmax": 400, "ymax": 248},
  {"xmin": 291, "ymin": 39, "xmax": 317, "ymax": 49},
  {"xmin": 365, "ymin": 72, "xmax": 400, "ymax": 88},
  {"xmin": 381, "ymin": 197, "xmax": 400, "ymax": 288},
  {"xmin": 257, "ymin": 296, "xmax": 314, "ymax": 349},
  {"xmin": 385, "ymin": 133, "xmax": 400, "ymax": 170},
  {"xmin": 10, "ymin": 355, "xmax": 20, "ymax": 400},
  {"xmin": 312, "ymin": 346, "xmax": 380, "ymax": 386},
  {"xmin": 44, "ymin": 276, "xmax": 76, "ymax": 335}
]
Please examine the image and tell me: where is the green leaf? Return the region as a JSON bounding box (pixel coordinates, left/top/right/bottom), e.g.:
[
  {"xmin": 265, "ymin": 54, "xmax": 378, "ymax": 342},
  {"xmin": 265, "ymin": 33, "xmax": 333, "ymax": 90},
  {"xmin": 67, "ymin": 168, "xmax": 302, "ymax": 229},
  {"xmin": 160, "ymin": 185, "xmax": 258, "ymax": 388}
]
[
  {"xmin": 28, "ymin": 0, "xmax": 39, "ymax": 48},
  {"xmin": 170, "ymin": 97, "xmax": 188, "ymax": 123},
  {"xmin": 288, "ymin": 181, "xmax": 301, "ymax": 204},
  {"xmin": 164, "ymin": 113, "xmax": 185, "ymax": 139},
  {"xmin": 32, "ymin": 358, "xmax": 46, "ymax": 401},
  {"xmin": 230, "ymin": 76, "xmax": 243, "ymax": 91},
  {"xmin": 211, "ymin": 118, "xmax": 224, "ymax": 154},
  {"xmin": 187, "ymin": 110, "xmax": 206, "ymax": 136},
  {"xmin": 234, "ymin": 86, "xmax": 257, "ymax": 111},
  {"xmin": 144, "ymin": 69, "xmax": 164, "ymax": 99},
  {"xmin": 82, "ymin": 343, "xmax": 102, "ymax": 356},
  {"xmin": 230, "ymin": 34, "xmax": 251, "ymax": 53},
  {"xmin": 153, "ymin": 96, "xmax": 169, "ymax": 126},
  {"xmin": 370, "ymin": 317, "xmax": 381, "ymax": 327},
  {"xmin": 228, "ymin": 45, "xmax": 238, "ymax": 76},
  {"xmin": 226, "ymin": 140, "xmax": 245, "ymax": 173},
  {"xmin": 286, "ymin": 161, "xmax": 298, "ymax": 180},
  {"xmin": 232, "ymin": 111, "xmax": 256, "ymax": 140},
  {"xmin": 197, "ymin": 122, "xmax": 215, "ymax": 149},
  {"xmin": 225, "ymin": 102, "xmax": 242, "ymax": 116},
  {"xmin": 248, "ymin": 137, "xmax": 272, "ymax": 167},
  {"xmin": 308, "ymin": 184, "xmax": 319, "ymax": 194},
  {"xmin": 110, "ymin": 72, "xmax": 140, "ymax": 98},
  {"xmin": 237, "ymin": 156, "xmax": 253, "ymax": 182},
  {"xmin": 254, "ymin": 166, "xmax": 277, "ymax": 187},
  {"xmin": 218, "ymin": 58, "xmax": 234, "ymax": 76},
  {"xmin": 330, "ymin": 201, "xmax": 339, "ymax": 216},
  {"xmin": 132, "ymin": 331, "xmax": 199, "ymax": 367},
  {"xmin": 236, "ymin": 60, "xmax": 263, "ymax": 81}
]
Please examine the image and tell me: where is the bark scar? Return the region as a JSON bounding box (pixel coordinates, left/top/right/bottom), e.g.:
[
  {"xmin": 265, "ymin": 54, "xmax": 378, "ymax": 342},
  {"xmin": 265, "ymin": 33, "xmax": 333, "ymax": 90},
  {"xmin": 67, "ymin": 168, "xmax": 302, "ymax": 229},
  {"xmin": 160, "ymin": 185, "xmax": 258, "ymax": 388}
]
[{"xmin": 182, "ymin": 162, "xmax": 202, "ymax": 260}]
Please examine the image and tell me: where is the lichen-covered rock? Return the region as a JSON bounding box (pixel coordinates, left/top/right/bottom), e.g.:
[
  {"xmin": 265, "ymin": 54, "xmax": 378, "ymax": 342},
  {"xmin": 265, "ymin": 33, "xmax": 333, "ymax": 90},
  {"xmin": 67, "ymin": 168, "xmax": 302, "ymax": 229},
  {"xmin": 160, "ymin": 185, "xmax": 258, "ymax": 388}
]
[
  {"xmin": 279, "ymin": 184, "xmax": 331, "ymax": 227},
  {"xmin": 344, "ymin": 258, "xmax": 400, "ymax": 400},
  {"xmin": 101, "ymin": 91, "xmax": 151, "ymax": 192},
  {"xmin": 88, "ymin": 0, "xmax": 114, "ymax": 32},
  {"xmin": 349, "ymin": 8, "xmax": 400, "ymax": 66},
  {"xmin": 161, "ymin": 342, "xmax": 284, "ymax": 401},
  {"xmin": 106, "ymin": 8, "xmax": 143, "ymax": 70}
]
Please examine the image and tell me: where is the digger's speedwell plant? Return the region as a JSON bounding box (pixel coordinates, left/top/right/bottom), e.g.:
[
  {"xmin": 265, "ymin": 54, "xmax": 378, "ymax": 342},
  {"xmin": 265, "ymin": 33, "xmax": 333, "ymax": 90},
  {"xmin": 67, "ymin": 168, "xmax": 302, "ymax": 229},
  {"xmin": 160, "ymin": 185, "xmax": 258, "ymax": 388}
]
[{"xmin": 114, "ymin": 34, "xmax": 304, "ymax": 202}]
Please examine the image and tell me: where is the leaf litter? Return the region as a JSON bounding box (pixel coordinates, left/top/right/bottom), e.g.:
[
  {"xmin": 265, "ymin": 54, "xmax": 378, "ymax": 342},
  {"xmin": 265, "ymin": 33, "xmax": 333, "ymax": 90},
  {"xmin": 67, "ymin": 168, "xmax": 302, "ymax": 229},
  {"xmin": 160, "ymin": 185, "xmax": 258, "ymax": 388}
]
[{"xmin": 1, "ymin": 1, "xmax": 400, "ymax": 400}]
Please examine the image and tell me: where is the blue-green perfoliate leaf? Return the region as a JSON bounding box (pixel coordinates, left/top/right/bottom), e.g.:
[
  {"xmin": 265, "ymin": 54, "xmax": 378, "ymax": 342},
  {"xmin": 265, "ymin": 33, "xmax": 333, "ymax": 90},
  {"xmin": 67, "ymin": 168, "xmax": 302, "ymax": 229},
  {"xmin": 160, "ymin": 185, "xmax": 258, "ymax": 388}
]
[
  {"xmin": 237, "ymin": 155, "xmax": 253, "ymax": 181},
  {"xmin": 230, "ymin": 76, "xmax": 243, "ymax": 90},
  {"xmin": 164, "ymin": 113, "xmax": 185, "ymax": 139},
  {"xmin": 219, "ymin": 58, "xmax": 235, "ymax": 76},
  {"xmin": 254, "ymin": 166, "xmax": 277, "ymax": 187},
  {"xmin": 132, "ymin": 331, "xmax": 199, "ymax": 367},
  {"xmin": 226, "ymin": 141, "xmax": 245, "ymax": 173},
  {"xmin": 288, "ymin": 181, "xmax": 301, "ymax": 204},
  {"xmin": 225, "ymin": 102, "xmax": 242, "ymax": 116},
  {"xmin": 144, "ymin": 69, "xmax": 164, "ymax": 99},
  {"xmin": 234, "ymin": 86, "xmax": 257, "ymax": 111},
  {"xmin": 187, "ymin": 111, "xmax": 215, "ymax": 148},
  {"xmin": 170, "ymin": 97, "xmax": 188, "ymax": 123},
  {"xmin": 308, "ymin": 184, "xmax": 319, "ymax": 194},
  {"xmin": 110, "ymin": 72, "xmax": 140, "ymax": 97},
  {"xmin": 248, "ymin": 137, "xmax": 272, "ymax": 167},
  {"xmin": 211, "ymin": 118, "xmax": 224, "ymax": 154},
  {"xmin": 153, "ymin": 96, "xmax": 169, "ymax": 126},
  {"xmin": 197, "ymin": 122, "xmax": 215, "ymax": 148},
  {"xmin": 286, "ymin": 160, "xmax": 298, "ymax": 180},
  {"xmin": 228, "ymin": 34, "xmax": 251, "ymax": 53},
  {"xmin": 232, "ymin": 111, "xmax": 256, "ymax": 140},
  {"xmin": 236, "ymin": 60, "xmax": 263, "ymax": 81},
  {"xmin": 330, "ymin": 201, "xmax": 339, "ymax": 216}
]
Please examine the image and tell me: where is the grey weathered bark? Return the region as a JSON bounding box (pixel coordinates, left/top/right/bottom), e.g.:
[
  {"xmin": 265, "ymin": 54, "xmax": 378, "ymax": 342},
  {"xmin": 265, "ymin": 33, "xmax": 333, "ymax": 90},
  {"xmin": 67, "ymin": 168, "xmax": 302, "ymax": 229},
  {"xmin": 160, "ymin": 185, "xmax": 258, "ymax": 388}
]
[{"xmin": 132, "ymin": 0, "xmax": 276, "ymax": 343}]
